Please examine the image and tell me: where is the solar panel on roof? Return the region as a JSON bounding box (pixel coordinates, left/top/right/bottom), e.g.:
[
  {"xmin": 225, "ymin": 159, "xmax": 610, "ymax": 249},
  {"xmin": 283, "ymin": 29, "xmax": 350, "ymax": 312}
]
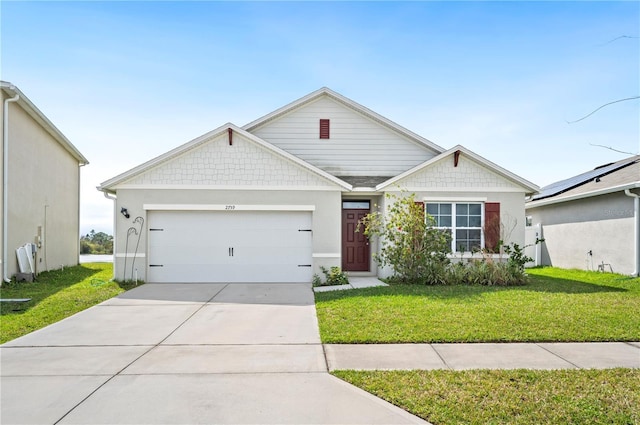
[{"xmin": 531, "ymin": 157, "xmax": 639, "ymax": 201}]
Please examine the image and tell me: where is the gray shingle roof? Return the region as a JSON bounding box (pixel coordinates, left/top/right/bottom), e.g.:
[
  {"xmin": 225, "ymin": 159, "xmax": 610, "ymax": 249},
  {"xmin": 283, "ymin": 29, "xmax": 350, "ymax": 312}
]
[{"xmin": 336, "ymin": 176, "xmax": 392, "ymax": 188}]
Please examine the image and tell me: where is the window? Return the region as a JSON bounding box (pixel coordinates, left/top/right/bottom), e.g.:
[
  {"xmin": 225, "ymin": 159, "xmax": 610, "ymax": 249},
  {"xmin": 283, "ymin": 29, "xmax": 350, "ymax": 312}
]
[
  {"xmin": 342, "ymin": 201, "xmax": 370, "ymax": 210},
  {"xmin": 455, "ymin": 203, "xmax": 482, "ymax": 252},
  {"xmin": 426, "ymin": 203, "xmax": 451, "ymax": 227},
  {"xmin": 319, "ymin": 119, "xmax": 330, "ymax": 139},
  {"xmin": 426, "ymin": 202, "xmax": 483, "ymax": 252}
]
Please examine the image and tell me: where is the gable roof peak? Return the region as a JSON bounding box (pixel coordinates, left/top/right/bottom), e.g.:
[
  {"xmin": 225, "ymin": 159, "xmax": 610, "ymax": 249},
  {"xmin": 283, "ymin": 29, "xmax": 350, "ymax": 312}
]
[
  {"xmin": 377, "ymin": 144, "xmax": 539, "ymax": 194},
  {"xmin": 243, "ymin": 87, "xmax": 444, "ymax": 154}
]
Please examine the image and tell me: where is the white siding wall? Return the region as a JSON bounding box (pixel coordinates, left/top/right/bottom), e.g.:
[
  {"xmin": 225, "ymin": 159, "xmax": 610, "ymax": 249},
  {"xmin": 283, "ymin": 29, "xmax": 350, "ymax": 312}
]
[
  {"xmin": 1, "ymin": 97, "xmax": 81, "ymax": 277},
  {"xmin": 251, "ymin": 96, "xmax": 437, "ymax": 176}
]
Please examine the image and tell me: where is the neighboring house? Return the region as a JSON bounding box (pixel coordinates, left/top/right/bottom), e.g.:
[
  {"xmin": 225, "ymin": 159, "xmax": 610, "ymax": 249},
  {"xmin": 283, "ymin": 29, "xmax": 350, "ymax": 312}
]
[
  {"xmin": 525, "ymin": 156, "xmax": 640, "ymax": 276},
  {"xmin": 1, "ymin": 81, "xmax": 88, "ymax": 282},
  {"xmin": 98, "ymin": 88, "xmax": 538, "ymax": 283}
]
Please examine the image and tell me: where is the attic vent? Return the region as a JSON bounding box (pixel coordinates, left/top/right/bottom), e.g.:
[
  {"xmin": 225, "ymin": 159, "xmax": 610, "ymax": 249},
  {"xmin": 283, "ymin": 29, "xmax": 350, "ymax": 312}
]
[{"xmin": 319, "ymin": 119, "xmax": 330, "ymax": 139}]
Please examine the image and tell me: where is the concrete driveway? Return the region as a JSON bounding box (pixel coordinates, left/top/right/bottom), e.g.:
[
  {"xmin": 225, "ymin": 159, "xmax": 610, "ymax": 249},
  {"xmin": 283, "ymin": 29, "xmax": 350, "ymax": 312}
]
[{"xmin": 1, "ymin": 283, "xmax": 426, "ymax": 424}]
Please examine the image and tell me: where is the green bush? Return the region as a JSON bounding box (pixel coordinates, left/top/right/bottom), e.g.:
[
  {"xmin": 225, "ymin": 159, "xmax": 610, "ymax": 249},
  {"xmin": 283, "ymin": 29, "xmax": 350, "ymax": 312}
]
[
  {"xmin": 359, "ymin": 191, "xmax": 535, "ymax": 286},
  {"xmin": 314, "ymin": 266, "xmax": 349, "ymax": 287},
  {"xmin": 359, "ymin": 192, "xmax": 450, "ymax": 283},
  {"xmin": 463, "ymin": 259, "xmax": 514, "ymax": 285}
]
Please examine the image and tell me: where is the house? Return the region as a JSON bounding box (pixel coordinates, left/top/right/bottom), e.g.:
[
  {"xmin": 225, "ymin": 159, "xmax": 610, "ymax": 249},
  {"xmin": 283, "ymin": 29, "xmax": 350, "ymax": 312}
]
[
  {"xmin": 525, "ymin": 155, "xmax": 640, "ymax": 276},
  {"xmin": 98, "ymin": 88, "xmax": 538, "ymax": 283},
  {"xmin": 1, "ymin": 82, "xmax": 88, "ymax": 282}
]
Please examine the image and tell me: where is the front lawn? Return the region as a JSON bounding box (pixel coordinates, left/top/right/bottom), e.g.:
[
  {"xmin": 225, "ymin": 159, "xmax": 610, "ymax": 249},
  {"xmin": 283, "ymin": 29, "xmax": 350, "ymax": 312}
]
[
  {"xmin": 334, "ymin": 368, "xmax": 640, "ymax": 425},
  {"xmin": 315, "ymin": 268, "xmax": 640, "ymax": 343},
  {"xmin": 0, "ymin": 263, "xmax": 133, "ymax": 344}
]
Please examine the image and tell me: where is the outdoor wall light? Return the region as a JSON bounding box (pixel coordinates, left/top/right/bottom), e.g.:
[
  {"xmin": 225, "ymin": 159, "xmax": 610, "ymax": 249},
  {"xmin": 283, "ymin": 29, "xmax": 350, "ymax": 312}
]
[{"xmin": 121, "ymin": 207, "xmax": 130, "ymax": 219}]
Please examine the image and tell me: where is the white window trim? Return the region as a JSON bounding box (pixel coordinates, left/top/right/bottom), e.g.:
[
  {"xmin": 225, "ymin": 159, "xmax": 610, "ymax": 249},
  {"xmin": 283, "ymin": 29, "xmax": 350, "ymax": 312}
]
[
  {"xmin": 423, "ymin": 197, "xmax": 487, "ymax": 202},
  {"xmin": 425, "ymin": 201, "xmax": 485, "ymax": 253}
]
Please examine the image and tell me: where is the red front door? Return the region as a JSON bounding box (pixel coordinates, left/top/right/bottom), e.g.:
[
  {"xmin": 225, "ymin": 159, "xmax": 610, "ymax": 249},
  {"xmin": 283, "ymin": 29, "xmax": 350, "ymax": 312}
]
[{"xmin": 342, "ymin": 208, "xmax": 370, "ymax": 271}]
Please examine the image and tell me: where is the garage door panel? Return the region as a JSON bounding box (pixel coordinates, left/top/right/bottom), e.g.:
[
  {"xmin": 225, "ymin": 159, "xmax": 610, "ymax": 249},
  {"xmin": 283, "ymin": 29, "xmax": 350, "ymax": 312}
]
[
  {"xmin": 232, "ymin": 248, "xmax": 310, "ymax": 265},
  {"xmin": 149, "ymin": 247, "xmax": 230, "ymax": 265},
  {"xmin": 147, "ymin": 210, "xmax": 313, "ymax": 283},
  {"xmin": 249, "ymin": 229, "xmax": 311, "ymax": 247},
  {"xmin": 148, "ymin": 264, "xmax": 311, "ymax": 283}
]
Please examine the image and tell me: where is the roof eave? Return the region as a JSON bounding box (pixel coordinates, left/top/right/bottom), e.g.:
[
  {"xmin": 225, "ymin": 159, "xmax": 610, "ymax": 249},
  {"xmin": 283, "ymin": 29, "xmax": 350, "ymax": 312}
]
[{"xmin": 1, "ymin": 81, "xmax": 89, "ymax": 165}]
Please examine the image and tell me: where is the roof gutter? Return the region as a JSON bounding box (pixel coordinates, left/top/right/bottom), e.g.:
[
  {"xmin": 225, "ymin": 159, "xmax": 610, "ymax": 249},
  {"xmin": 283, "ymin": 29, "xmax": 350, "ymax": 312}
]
[
  {"xmin": 3, "ymin": 89, "xmax": 20, "ymax": 284},
  {"xmin": 102, "ymin": 189, "xmax": 116, "ymax": 200},
  {"xmin": 624, "ymin": 189, "xmax": 640, "ymax": 277}
]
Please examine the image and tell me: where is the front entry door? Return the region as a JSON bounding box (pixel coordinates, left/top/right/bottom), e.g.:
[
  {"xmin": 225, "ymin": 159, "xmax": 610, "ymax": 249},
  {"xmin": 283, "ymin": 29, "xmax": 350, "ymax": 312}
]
[{"xmin": 342, "ymin": 201, "xmax": 370, "ymax": 271}]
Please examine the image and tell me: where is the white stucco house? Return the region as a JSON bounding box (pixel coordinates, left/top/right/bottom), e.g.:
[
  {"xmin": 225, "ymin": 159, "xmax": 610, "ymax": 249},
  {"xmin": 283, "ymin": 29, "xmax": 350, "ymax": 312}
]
[
  {"xmin": 98, "ymin": 88, "xmax": 538, "ymax": 283},
  {"xmin": 1, "ymin": 81, "xmax": 88, "ymax": 282},
  {"xmin": 526, "ymin": 156, "xmax": 640, "ymax": 276}
]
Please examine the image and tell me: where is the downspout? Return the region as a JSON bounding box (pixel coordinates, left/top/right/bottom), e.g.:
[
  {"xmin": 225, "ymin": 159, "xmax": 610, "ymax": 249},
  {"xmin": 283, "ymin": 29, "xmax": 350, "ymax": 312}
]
[
  {"xmin": 103, "ymin": 190, "xmax": 117, "ymax": 279},
  {"xmin": 624, "ymin": 189, "xmax": 640, "ymax": 277},
  {"xmin": 3, "ymin": 90, "xmax": 20, "ymax": 284}
]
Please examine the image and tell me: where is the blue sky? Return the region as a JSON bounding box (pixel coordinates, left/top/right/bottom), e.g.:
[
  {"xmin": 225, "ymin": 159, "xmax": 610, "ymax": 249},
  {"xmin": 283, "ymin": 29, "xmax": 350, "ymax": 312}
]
[{"xmin": 2, "ymin": 1, "xmax": 638, "ymax": 235}]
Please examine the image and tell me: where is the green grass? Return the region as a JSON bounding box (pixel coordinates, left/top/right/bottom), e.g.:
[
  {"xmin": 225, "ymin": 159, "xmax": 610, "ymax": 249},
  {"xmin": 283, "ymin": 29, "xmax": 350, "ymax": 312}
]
[
  {"xmin": 315, "ymin": 268, "xmax": 640, "ymax": 343},
  {"xmin": 334, "ymin": 369, "xmax": 640, "ymax": 425},
  {"xmin": 0, "ymin": 263, "xmax": 133, "ymax": 344}
]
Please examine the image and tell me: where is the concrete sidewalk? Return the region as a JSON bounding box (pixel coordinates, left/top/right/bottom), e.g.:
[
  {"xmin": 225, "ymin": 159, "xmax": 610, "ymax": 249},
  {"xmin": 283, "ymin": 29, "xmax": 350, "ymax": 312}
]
[
  {"xmin": 325, "ymin": 342, "xmax": 640, "ymax": 371},
  {"xmin": 316, "ymin": 278, "xmax": 640, "ymax": 371}
]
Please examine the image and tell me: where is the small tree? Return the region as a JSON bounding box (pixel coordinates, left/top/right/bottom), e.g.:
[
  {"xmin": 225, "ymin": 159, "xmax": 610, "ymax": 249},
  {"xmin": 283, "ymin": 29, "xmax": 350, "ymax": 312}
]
[{"xmin": 358, "ymin": 192, "xmax": 450, "ymax": 283}]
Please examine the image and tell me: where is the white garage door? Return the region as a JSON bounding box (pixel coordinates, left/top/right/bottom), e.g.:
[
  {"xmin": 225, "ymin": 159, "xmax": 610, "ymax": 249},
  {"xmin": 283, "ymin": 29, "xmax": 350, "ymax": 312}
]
[{"xmin": 147, "ymin": 210, "xmax": 313, "ymax": 283}]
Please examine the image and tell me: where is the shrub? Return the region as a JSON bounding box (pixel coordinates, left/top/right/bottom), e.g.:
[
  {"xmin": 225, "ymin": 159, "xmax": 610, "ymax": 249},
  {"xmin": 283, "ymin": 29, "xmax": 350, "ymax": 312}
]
[
  {"xmin": 444, "ymin": 246, "xmax": 531, "ymax": 286},
  {"xmin": 359, "ymin": 191, "xmax": 538, "ymax": 286},
  {"xmin": 314, "ymin": 266, "xmax": 349, "ymax": 287},
  {"xmin": 358, "ymin": 192, "xmax": 450, "ymax": 284}
]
